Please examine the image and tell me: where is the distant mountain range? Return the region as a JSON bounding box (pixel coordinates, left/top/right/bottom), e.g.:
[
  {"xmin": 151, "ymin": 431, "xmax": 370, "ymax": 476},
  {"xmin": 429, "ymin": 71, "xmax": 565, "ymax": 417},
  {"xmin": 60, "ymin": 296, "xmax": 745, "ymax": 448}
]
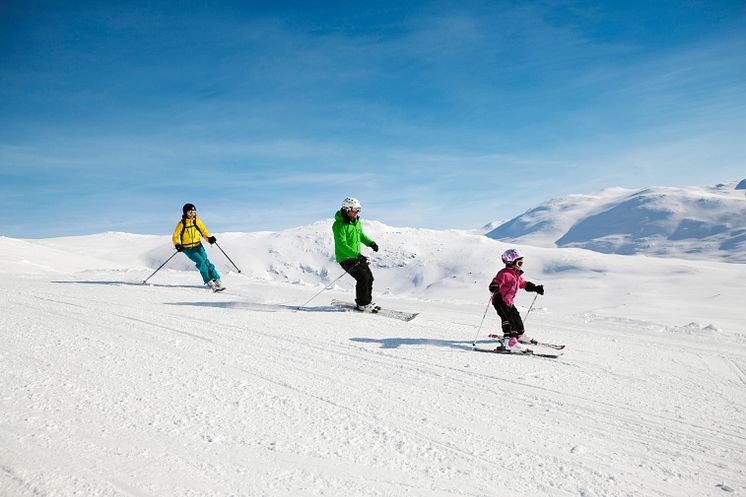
[{"xmin": 484, "ymin": 180, "xmax": 746, "ymax": 263}]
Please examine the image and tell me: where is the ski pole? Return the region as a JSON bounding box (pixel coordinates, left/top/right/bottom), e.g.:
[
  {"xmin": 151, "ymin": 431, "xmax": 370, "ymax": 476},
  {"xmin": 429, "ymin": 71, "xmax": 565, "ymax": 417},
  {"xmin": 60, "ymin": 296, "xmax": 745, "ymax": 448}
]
[
  {"xmin": 142, "ymin": 251, "xmax": 178, "ymax": 284},
  {"xmin": 471, "ymin": 292, "xmax": 496, "ymax": 347},
  {"xmin": 522, "ymin": 293, "xmax": 539, "ymax": 324},
  {"xmin": 297, "ymin": 260, "xmax": 361, "ymax": 309},
  {"xmin": 213, "ymin": 241, "xmax": 242, "ymax": 273}
]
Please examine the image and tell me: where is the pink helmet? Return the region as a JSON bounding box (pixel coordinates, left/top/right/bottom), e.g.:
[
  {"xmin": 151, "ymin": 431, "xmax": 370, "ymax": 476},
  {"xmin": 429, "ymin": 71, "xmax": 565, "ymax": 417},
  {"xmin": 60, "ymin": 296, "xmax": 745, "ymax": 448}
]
[{"xmin": 501, "ymin": 248, "xmax": 523, "ymax": 265}]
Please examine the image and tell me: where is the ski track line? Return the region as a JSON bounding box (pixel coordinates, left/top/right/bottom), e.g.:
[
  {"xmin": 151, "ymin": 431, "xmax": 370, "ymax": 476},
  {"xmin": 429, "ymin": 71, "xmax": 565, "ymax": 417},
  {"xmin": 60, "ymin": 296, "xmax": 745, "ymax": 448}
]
[
  {"xmin": 343, "ymin": 344, "xmax": 744, "ymax": 473},
  {"xmin": 7, "ymin": 306, "xmax": 720, "ymax": 492},
  {"xmin": 344, "ymin": 341, "xmax": 746, "ymax": 446},
  {"xmin": 0, "ymin": 428, "xmax": 158, "ymax": 497},
  {"xmin": 472, "ymin": 381, "xmax": 741, "ymax": 483},
  {"xmin": 4, "ymin": 298, "xmax": 527, "ymax": 496},
  {"xmin": 143, "ymin": 303, "xmax": 746, "ymax": 458},
  {"xmin": 201, "ymin": 322, "xmax": 525, "ymax": 442},
  {"xmin": 319, "ymin": 338, "xmax": 746, "ymax": 480},
  {"xmin": 2, "ymin": 397, "xmax": 292, "ymax": 497},
  {"xmin": 256, "ymin": 336, "xmax": 736, "ymax": 497},
  {"xmin": 173, "ymin": 321, "xmax": 735, "ymax": 496},
  {"xmin": 543, "ymin": 319, "xmax": 746, "ymax": 357},
  {"xmin": 176, "ymin": 330, "xmax": 526, "ymax": 486},
  {"xmin": 115, "ymin": 314, "xmax": 215, "ymax": 343},
  {"xmin": 8, "ymin": 281, "xmax": 743, "ymax": 496},
  {"xmin": 162, "ymin": 341, "xmax": 543, "ymax": 495},
  {"xmin": 32, "ymin": 294, "xmax": 88, "ymax": 309},
  {"xmin": 0, "ymin": 353, "xmax": 209, "ymax": 495},
  {"xmin": 5, "ymin": 297, "xmax": 216, "ymax": 349},
  {"xmin": 74, "ymin": 306, "xmax": 572, "ymax": 495},
  {"xmin": 220, "ymin": 363, "xmax": 574, "ymax": 497},
  {"xmin": 726, "ymin": 357, "xmax": 746, "ymax": 386},
  {"xmin": 160, "ymin": 314, "xmax": 534, "ymax": 443},
  {"xmin": 299, "ymin": 350, "xmax": 663, "ymax": 495},
  {"xmin": 0, "ymin": 463, "xmax": 48, "ymax": 497},
  {"xmin": 10, "ymin": 288, "xmax": 741, "ymax": 450},
  {"xmin": 3, "ymin": 331, "xmax": 371, "ymax": 494}
]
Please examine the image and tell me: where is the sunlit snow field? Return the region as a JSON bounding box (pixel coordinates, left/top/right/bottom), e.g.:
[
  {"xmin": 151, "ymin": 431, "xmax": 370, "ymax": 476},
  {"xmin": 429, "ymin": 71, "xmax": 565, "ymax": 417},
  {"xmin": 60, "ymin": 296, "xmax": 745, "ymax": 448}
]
[{"xmin": 2, "ymin": 223, "xmax": 745, "ymax": 496}]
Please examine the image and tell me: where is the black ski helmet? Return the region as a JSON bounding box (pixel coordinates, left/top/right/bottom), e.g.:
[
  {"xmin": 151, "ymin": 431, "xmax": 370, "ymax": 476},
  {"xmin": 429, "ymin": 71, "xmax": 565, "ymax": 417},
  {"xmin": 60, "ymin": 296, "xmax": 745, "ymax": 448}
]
[{"xmin": 182, "ymin": 203, "xmax": 196, "ymax": 215}]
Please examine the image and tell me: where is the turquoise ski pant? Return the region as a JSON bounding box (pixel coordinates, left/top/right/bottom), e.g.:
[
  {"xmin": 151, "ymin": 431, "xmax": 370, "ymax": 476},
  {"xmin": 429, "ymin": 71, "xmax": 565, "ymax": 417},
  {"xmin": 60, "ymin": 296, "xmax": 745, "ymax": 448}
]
[{"xmin": 183, "ymin": 244, "xmax": 220, "ymax": 284}]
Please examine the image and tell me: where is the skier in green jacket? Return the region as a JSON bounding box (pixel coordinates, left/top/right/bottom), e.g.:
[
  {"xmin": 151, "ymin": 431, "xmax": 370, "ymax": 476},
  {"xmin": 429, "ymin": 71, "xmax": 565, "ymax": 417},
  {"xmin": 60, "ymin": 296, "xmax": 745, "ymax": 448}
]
[{"xmin": 332, "ymin": 196, "xmax": 379, "ymax": 311}]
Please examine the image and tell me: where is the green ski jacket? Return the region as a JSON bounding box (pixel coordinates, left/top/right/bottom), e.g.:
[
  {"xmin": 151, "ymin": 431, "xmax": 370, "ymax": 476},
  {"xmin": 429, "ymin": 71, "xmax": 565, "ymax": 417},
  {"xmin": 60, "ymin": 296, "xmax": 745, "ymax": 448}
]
[{"xmin": 332, "ymin": 210, "xmax": 374, "ymax": 262}]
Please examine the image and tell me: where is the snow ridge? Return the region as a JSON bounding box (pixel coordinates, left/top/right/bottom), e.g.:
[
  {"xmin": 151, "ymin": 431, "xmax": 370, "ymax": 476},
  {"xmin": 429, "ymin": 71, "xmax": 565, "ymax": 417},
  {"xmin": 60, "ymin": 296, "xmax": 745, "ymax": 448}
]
[{"xmin": 485, "ymin": 181, "xmax": 746, "ymax": 263}]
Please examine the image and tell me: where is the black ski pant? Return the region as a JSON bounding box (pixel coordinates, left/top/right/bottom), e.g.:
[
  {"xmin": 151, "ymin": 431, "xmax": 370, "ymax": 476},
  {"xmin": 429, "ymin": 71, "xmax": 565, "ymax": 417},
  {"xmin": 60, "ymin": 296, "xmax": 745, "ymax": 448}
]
[
  {"xmin": 340, "ymin": 256, "xmax": 374, "ymax": 306},
  {"xmin": 492, "ymin": 296, "xmax": 524, "ymax": 337}
]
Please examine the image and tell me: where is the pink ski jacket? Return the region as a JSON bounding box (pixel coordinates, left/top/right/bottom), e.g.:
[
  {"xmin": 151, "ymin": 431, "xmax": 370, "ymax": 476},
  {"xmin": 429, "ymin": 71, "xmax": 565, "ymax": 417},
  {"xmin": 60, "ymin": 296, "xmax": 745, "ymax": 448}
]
[{"xmin": 490, "ymin": 267, "xmax": 526, "ymax": 307}]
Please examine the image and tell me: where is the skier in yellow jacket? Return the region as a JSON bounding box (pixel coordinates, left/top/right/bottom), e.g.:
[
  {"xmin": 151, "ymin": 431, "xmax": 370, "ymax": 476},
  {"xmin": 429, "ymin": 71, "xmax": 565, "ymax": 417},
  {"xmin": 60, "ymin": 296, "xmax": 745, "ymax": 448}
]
[{"xmin": 172, "ymin": 203, "xmax": 223, "ymax": 291}]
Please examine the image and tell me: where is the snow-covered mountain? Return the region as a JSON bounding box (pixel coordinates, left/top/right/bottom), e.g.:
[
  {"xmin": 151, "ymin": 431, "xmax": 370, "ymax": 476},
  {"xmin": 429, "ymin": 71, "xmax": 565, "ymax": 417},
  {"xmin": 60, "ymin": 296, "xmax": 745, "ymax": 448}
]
[{"xmin": 485, "ymin": 180, "xmax": 746, "ymax": 263}]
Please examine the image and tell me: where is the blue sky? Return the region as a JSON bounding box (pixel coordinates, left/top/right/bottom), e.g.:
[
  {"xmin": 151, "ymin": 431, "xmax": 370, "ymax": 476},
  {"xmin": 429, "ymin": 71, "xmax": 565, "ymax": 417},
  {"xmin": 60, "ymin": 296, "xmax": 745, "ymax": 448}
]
[{"xmin": 1, "ymin": 0, "xmax": 745, "ymax": 238}]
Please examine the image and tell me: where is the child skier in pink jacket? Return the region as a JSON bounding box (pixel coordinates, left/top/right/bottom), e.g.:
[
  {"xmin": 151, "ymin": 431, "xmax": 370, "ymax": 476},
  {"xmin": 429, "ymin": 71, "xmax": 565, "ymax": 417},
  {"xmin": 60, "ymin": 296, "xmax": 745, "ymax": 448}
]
[{"xmin": 489, "ymin": 249, "xmax": 544, "ymax": 351}]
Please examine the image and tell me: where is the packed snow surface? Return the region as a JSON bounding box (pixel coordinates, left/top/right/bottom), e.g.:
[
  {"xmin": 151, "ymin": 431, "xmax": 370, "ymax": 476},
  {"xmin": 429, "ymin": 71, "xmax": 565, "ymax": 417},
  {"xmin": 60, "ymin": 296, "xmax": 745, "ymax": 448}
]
[
  {"xmin": 485, "ymin": 180, "xmax": 746, "ymax": 263},
  {"xmin": 2, "ymin": 221, "xmax": 745, "ymax": 497}
]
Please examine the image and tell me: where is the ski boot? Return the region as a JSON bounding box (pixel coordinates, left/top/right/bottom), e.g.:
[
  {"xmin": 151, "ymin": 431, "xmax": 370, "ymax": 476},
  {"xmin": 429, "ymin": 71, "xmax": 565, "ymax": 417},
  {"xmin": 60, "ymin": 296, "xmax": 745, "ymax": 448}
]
[
  {"xmin": 496, "ymin": 336, "xmax": 526, "ymax": 352},
  {"xmin": 355, "ymin": 302, "xmax": 380, "ymax": 313}
]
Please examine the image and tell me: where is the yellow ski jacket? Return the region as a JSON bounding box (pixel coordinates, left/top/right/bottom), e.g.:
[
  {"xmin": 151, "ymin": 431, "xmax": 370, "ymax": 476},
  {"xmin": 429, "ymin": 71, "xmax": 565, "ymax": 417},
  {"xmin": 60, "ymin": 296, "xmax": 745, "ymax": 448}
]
[{"xmin": 172, "ymin": 217, "xmax": 212, "ymax": 248}]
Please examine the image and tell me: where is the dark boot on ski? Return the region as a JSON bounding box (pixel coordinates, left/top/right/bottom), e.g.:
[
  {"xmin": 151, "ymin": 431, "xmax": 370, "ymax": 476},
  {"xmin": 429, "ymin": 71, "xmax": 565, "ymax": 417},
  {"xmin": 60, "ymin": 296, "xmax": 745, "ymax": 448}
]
[{"xmin": 355, "ymin": 302, "xmax": 380, "ymax": 313}]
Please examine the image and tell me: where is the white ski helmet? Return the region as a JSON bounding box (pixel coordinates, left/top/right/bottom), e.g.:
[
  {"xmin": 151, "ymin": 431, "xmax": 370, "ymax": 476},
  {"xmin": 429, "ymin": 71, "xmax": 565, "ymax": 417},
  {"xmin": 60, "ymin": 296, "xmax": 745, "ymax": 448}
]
[
  {"xmin": 501, "ymin": 248, "xmax": 523, "ymax": 265},
  {"xmin": 341, "ymin": 196, "xmax": 362, "ymax": 211}
]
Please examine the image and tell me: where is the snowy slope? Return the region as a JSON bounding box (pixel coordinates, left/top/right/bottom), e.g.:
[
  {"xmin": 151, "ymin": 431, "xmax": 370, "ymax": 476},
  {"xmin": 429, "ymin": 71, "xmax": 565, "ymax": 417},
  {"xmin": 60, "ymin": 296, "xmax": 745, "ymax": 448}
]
[
  {"xmin": 22, "ymin": 220, "xmax": 746, "ymax": 331},
  {"xmin": 2, "ymin": 225, "xmax": 746, "ymax": 497},
  {"xmin": 0, "ymin": 235, "xmax": 130, "ymax": 275},
  {"xmin": 485, "ymin": 181, "xmax": 746, "ymax": 263}
]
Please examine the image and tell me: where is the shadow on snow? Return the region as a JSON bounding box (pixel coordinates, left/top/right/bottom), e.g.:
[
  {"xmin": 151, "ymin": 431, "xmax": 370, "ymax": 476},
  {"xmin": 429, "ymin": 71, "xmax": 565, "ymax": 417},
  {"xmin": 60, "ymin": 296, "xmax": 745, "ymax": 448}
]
[
  {"xmin": 52, "ymin": 280, "xmax": 205, "ymax": 289},
  {"xmin": 165, "ymin": 302, "xmax": 347, "ymax": 313},
  {"xmin": 48, "ymin": 281, "xmax": 492, "ymax": 352},
  {"xmin": 350, "ymin": 337, "xmax": 495, "ymax": 351}
]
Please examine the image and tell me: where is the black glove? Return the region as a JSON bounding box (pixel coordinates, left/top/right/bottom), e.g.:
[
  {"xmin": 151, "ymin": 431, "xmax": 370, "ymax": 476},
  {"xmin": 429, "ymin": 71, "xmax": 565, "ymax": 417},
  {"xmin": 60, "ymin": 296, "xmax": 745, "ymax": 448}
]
[
  {"xmin": 175, "ymin": 244, "xmax": 184, "ymax": 252},
  {"xmin": 207, "ymin": 236, "xmax": 217, "ymax": 244},
  {"xmin": 357, "ymin": 254, "xmax": 368, "ymax": 265},
  {"xmin": 489, "ymin": 283, "xmax": 499, "ymax": 293},
  {"xmin": 525, "ymin": 281, "xmax": 544, "ymax": 295},
  {"xmin": 370, "ymin": 242, "xmax": 379, "ymax": 252}
]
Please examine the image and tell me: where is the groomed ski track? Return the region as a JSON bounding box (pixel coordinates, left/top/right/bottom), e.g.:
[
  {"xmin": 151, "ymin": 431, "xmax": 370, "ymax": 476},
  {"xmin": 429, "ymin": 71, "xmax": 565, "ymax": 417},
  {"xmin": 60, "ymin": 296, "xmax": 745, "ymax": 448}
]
[{"xmin": 2, "ymin": 271, "xmax": 745, "ymax": 497}]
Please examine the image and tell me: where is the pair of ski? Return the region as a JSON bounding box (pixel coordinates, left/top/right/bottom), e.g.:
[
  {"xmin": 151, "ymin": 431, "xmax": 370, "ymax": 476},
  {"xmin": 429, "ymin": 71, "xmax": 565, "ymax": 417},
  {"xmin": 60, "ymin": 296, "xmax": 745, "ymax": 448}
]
[
  {"xmin": 330, "ymin": 300, "xmax": 564, "ymax": 358},
  {"xmin": 330, "ymin": 299, "xmax": 418, "ymax": 322},
  {"xmin": 473, "ymin": 334, "xmax": 565, "ymax": 358}
]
